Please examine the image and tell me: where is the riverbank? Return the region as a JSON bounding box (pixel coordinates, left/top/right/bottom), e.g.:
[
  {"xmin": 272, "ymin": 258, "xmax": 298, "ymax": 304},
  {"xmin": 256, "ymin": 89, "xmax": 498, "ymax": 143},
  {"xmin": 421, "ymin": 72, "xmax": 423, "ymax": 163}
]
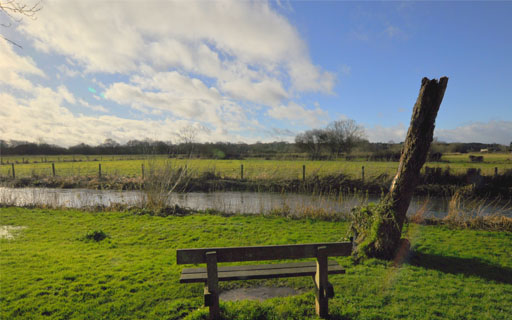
[
  {"xmin": 2, "ymin": 187, "xmax": 512, "ymax": 227},
  {"xmin": 1, "ymin": 168, "xmax": 511, "ymax": 198},
  {"xmin": 1, "ymin": 207, "xmax": 511, "ymax": 319},
  {"xmin": 1, "ymin": 156, "xmax": 511, "ymax": 198}
]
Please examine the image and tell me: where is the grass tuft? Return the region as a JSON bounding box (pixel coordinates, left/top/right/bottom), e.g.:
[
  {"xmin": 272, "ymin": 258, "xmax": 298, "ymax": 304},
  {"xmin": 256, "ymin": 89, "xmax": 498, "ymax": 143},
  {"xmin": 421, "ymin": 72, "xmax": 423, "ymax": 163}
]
[{"xmin": 80, "ymin": 229, "xmax": 109, "ymax": 242}]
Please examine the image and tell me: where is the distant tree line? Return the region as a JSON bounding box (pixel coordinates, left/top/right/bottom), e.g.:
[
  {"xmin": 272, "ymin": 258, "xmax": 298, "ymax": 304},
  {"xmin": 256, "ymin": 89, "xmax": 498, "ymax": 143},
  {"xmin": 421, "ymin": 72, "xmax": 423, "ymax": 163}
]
[
  {"xmin": 0, "ymin": 139, "xmax": 297, "ymax": 159},
  {"xmin": 1, "ymin": 122, "xmax": 509, "ymax": 160},
  {"xmin": 295, "ymin": 120, "xmax": 366, "ymax": 159}
]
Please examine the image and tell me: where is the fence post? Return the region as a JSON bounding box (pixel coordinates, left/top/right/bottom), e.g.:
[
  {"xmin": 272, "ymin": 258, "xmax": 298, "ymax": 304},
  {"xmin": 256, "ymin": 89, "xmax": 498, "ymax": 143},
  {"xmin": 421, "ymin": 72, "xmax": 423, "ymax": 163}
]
[
  {"xmin": 362, "ymin": 166, "xmax": 365, "ymax": 181},
  {"xmin": 241, "ymin": 164, "xmax": 244, "ymax": 180},
  {"xmin": 98, "ymin": 163, "xmax": 102, "ymax": 178},
  {"xmin": 303, "ymin": 164, "xmax": 306, "ymax": 181},
  {"xmin": 52, "ymin": 163, "xmax": 56, "ymax": 177},
  {"xmin": 11, "ymin": 163, "xmax": 15, "ymax": 179},
  {"xmin": 141, "ymin": 163, "xmax": 145, "ymax": 179},
  {"xmin": 494, "ymin": 167, "xmax": 498, "ymax": 177}
]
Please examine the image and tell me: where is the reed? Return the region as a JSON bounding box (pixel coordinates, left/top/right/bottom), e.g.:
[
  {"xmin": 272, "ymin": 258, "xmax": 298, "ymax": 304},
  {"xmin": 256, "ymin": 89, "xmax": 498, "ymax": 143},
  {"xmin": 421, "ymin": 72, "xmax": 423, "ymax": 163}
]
[
  {"xmin": 407, "ymin": 186, "xmax": 512, "ymax": 231},
  {"xmin": 136, "ymin": 158, "xmax": 192, "ymax": 215}
]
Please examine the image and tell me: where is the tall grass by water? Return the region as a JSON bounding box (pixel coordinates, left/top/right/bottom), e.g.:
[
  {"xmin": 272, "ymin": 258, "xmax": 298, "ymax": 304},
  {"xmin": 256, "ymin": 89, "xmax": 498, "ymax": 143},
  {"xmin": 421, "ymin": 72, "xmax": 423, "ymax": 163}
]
[{"xmin": 409, "ymin": 186, "xmax": 512, "ymax": 232}]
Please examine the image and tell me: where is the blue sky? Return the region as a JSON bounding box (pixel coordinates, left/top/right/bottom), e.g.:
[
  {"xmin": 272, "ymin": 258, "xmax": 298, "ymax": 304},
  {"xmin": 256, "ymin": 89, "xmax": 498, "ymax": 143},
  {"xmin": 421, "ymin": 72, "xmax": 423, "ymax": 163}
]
[{"xmin": 1, "ymin": 0, "xmax": 511, "ymax": 146}]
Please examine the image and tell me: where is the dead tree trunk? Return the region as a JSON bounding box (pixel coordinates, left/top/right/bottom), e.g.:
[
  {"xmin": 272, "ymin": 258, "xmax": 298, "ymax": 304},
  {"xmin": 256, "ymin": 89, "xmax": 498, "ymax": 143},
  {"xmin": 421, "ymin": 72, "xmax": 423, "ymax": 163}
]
[{"xmin": 357, "ymin": 77, "xmax": 448, "ymax": 259}]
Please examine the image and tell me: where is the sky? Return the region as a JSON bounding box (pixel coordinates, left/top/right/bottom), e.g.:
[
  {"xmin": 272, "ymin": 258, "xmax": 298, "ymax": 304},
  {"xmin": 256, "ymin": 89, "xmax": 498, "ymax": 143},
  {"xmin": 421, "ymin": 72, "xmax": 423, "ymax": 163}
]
[{"xmin": 1, "ymin": 0, "xmax": 511, "ymax": 147}]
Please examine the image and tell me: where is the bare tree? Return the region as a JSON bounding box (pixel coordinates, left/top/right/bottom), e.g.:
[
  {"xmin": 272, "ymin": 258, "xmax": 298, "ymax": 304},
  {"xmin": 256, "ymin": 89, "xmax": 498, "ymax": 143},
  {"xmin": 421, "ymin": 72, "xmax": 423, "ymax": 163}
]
[
  {"xmin": 295, "ymin": 119, "xmax": 365, "ymax": 159},
  {"xmin": 295, "ymin": 129, "xmax": 328, "ymax": 160},
  {"xmin": 176, "ymin": 125, "xmax": 200, "ymax": 157},
  {"xmin": 325, "ymin": 119, "xmax": 366, "ymax": 158},
  {"xmin": 1, "ymin": 0, "xmax": 42, "ymax": 48}
]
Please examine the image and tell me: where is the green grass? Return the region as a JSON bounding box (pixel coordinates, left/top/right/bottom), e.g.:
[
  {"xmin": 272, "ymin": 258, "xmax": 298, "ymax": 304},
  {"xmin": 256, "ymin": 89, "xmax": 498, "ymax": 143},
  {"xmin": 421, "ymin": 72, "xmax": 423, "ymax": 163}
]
[
  {"xmin": 2, "ymin": 154, "xmax": 511, "ymax": 180},
  {"xmin": 442, "ymin": 152, "xmax": 512, "ymax": 164},
  {"xmin": 1, "ymin": 207, "xmax": 511, "ymax": 319}
]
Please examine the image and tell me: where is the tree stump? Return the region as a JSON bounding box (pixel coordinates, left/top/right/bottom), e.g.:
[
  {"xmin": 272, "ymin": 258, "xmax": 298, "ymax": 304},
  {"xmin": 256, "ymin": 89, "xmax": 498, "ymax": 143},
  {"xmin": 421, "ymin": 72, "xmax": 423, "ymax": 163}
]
[{"xmin": 355, "ymin": 77, "xmax": 448, "ymax": 260}]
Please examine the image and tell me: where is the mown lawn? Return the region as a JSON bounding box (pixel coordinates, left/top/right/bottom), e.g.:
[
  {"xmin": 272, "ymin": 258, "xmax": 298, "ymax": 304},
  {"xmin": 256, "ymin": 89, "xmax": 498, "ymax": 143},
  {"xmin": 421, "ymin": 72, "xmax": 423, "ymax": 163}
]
[{"xmin": 1, "ymin": 207, "xmax": 511, "ymax": 319}]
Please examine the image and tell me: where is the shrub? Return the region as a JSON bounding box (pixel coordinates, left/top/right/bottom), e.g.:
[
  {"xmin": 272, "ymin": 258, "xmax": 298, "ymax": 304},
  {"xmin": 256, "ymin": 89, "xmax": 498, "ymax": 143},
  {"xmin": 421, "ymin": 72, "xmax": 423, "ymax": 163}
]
[
  {"xmin": 81, "ymin": 230, "xmax": 108, "ymax": 242},
  {"xmin": 469, "ymin": 155, "xmax": 484, "ymax": 162}
]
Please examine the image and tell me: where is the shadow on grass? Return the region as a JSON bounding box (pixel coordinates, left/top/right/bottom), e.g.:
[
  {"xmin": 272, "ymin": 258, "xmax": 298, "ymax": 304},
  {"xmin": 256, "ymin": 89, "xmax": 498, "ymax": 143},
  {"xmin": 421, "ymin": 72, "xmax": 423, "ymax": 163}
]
[
  {"xmin": 327, "ymin": 315, "xmax": 352, "ymax": 320},
  {"xmin": 408, "ymin": 251, "xmax": 512, "ymax": 285}
]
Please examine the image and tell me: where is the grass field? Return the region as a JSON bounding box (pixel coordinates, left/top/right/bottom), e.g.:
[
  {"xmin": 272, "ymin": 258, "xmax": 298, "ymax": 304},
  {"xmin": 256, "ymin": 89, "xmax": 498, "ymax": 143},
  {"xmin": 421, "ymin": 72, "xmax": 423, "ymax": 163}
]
[
  {"xmin": 1, "ymin": 153, "xmax": 511, "ymax": 180},
  {"xmin": 1, "ymin": 207, "xmax": 511, "ymax": 319}
]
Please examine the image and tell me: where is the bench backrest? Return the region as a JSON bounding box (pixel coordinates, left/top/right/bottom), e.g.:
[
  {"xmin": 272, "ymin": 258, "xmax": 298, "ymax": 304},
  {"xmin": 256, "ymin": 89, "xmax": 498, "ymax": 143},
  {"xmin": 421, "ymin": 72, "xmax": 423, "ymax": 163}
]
[{"xmin": 176, "ymin": 241, "xmax": 352, "ymax": 264}]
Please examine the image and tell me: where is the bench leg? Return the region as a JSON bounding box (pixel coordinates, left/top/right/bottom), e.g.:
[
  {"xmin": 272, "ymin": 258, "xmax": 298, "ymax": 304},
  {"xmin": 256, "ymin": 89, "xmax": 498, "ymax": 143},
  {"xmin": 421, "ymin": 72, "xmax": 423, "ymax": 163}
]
[
  {"xmin": 206, "ymin": 251, "xmax": 220, "ymax": 320},
  {"xmin": 314, "ymin": 246, "xmax": 329, "ymax": 318},
  {"xmin": 204, "ymin": 286, "xmax": 220, "ymax": 320}
]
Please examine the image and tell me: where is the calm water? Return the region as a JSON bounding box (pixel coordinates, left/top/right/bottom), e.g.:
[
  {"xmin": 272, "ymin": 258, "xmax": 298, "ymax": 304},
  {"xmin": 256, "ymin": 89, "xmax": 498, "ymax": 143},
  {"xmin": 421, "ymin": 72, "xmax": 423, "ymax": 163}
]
[{"xmin": 1, "ymin": 187, "xmax": 510, "ymax": 218}]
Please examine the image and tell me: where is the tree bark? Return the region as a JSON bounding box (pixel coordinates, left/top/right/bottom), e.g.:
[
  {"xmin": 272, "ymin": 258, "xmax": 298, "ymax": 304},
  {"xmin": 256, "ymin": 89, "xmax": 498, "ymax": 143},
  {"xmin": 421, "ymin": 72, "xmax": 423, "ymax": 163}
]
[{"xmin": 361, "ymin": 77, "xmax": 448, "ymax": 259}]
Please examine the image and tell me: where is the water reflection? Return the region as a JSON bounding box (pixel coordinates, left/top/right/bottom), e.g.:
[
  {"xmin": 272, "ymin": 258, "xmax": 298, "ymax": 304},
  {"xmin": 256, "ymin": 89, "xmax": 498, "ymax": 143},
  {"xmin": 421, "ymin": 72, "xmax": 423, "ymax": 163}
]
[{"xmin": 1, "ymin": 187, "xmax": 510, "ymax": 218}]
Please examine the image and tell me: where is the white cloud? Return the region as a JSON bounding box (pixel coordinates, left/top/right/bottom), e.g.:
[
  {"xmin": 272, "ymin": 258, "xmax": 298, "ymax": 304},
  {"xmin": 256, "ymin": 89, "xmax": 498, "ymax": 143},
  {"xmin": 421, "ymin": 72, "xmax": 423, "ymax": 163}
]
[
  {"xmin": 78, "ymin": 99, "xmax": 108, "ymax": 113},
  {"xmin": 104, "ymin": 71, "xmax": 261, "ymax": 136},
  {"xmin": 91, "ymin": 78, "xmax": 107, "ymax": 89},
  {"xmin": 56, "ymin": 85, "xmax": 76, "ymax": 104},
  {"xmin": 19, "ymin": 0, "xmax": 334, "ymax": 95},
  {"xmin": 220, "ymin": 78, "xmax": 288, "ymax": 107},
  {"xmin": 3, "ymin": 1, "xmax": 340, "ymax": 146},
  {"xmin": 105, "ymin": 72, "xmax": 223, "ymax": 122},
  {"xmin": 288, "ymin": 61, "xmax": 335, "ymax": 93},
  {"xmin": 267, "ymin": 127, "xmax": 296, "ymax": 140},
  {"xmin": 435, "ymin": 121, "xmax": 512, "ymax": 145},
  {"xmin": 266, "ymin": 102, "xmax": 329, "ymax": 127},
  {"xmin": 366, "ymin": 124, "xmax": 407, "ymax": 143},
  {"xmin": 365, "ymin": 121, "xmax": 512, "ymax": 145},
  {"xmin": 57, "ymin": 64, "xmax": 79, "ymax": 78},
  {"xmin": 0, "ymin": 38, "xmax": 44, "ymax": 91},
  {"xmin": 0, "ymin": 88, "xmax": 255, "ymax": 147}
]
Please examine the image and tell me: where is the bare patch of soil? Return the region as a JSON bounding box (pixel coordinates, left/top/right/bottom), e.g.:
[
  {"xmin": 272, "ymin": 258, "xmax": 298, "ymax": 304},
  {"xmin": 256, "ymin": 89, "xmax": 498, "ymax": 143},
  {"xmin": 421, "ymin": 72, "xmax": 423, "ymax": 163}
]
[
  {"xmin": 220, "ymin": 286, "xmax": 303, "ymax": 302},
  {"xmin": 0, "ymin": 226, "xmax": 26, "ymax": 240}
]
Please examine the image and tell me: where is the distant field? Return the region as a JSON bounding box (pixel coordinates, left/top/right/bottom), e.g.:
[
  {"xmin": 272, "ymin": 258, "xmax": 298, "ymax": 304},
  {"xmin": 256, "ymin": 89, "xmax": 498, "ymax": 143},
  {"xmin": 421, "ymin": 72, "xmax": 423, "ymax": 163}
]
[
  {"xmin": 442, "ymin": 152, "xmax": 512, "ymax": 163},
  {"xmin": 1, "ymin": 153, "xmax": 511, "ymax": 180},
  {"xmin": 1, "ymin": 154, "xmax": 150, "ymax": 163}
]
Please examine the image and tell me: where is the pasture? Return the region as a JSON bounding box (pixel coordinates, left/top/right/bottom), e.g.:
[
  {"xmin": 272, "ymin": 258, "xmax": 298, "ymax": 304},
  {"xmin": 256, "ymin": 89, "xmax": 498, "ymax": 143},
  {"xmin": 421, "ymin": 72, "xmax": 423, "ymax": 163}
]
[{"xmin": 1, "ymin": 153, "xmax": 511, "ymax": 180}]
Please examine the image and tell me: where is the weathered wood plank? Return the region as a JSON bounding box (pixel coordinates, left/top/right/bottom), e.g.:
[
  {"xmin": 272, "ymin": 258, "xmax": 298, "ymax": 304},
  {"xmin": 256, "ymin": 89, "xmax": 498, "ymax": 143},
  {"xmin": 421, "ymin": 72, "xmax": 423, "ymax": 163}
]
[
  {"xmin": 205, "ymin": 251, "xmax": 220, "ymax": 320},
  {"xmin": 180, "ymin": 261, "xmax": 345, "ymax": 283},
  {"xmin": 315, "ymin": 246, "xmax": 329, "ymax": 318},
  {"xmin": 177, "ymin": 242, "xmax": 352, "ymax": 264},
  {"xmin": 181, "ymin": 260, "xmax": 340, "ymax": 274}
]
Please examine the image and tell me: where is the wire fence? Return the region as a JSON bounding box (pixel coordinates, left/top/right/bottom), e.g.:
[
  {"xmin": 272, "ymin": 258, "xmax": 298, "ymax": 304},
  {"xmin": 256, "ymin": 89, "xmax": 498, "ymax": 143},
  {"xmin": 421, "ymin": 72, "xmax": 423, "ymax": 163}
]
[{"xmin": 0, "ymin": 160, "xmax": 507, "ymax": 181}]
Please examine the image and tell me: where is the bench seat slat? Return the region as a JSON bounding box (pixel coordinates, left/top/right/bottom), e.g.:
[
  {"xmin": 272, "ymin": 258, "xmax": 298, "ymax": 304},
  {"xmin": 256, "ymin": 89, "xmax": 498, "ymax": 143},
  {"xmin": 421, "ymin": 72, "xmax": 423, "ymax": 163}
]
[{"xmin": 179, "ymin": 260, "xmax": 345, "ymax": 283}]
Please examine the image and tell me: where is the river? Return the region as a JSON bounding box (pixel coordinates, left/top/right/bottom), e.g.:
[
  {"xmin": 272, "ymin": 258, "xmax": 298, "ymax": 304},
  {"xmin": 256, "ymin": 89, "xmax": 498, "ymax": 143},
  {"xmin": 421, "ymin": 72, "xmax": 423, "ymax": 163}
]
[{"xmin": 2, "ymin": 187, "xmax": 511, "ymax": 218}]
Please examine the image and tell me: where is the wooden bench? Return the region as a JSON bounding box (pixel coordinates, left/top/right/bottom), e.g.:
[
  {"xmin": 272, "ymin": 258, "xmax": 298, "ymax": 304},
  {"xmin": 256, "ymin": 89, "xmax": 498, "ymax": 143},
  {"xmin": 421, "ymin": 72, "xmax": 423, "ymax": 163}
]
[{"xmin": 177, "ymin": 241, "xmax": 352, "ymax": 319}]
